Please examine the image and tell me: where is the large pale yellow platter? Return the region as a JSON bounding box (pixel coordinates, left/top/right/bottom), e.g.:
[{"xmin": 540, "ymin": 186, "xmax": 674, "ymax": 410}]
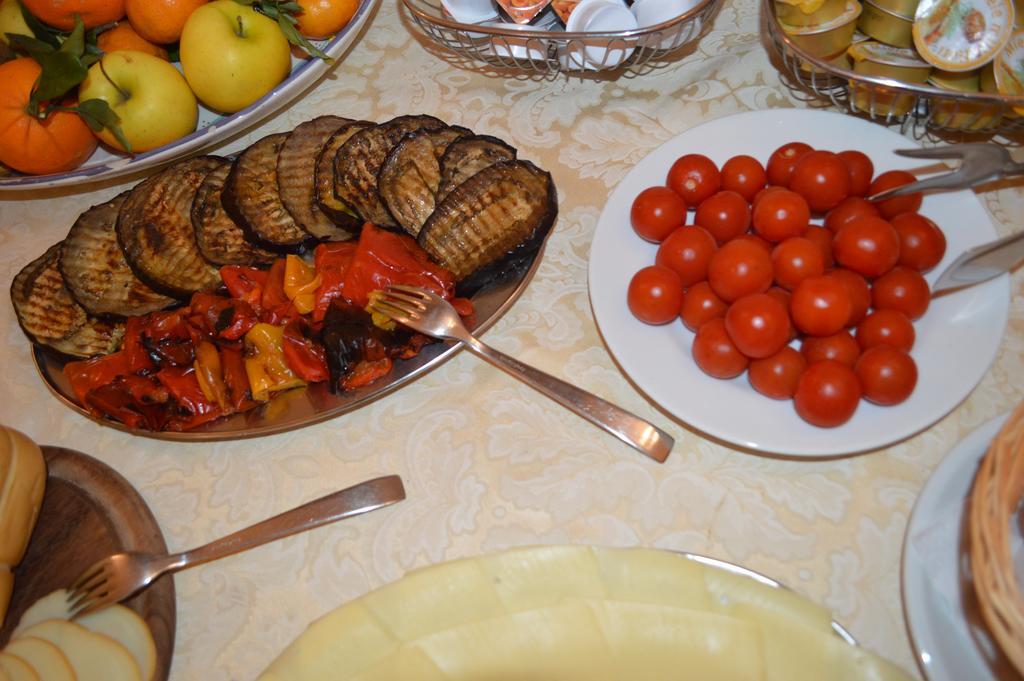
[{"xmin": 257, "ymin": 545, "xmax": 914, "ymax": 681}]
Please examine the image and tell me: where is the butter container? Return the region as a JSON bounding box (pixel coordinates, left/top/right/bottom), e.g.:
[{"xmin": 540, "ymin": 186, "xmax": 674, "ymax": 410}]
[
  {"xmin": 912, "ymin": 0, "xmax": 1014, "ymax": 71},
  {"xmin": 781, "ymin": 0, "xmax": 862, "ymax": 56},
  {"xmin": 993, "ymin": 29, "xmax": 1024, "ymax": 114},
  {"xmin": 776, "ymin": 0, "xmax": 848, "ymax": 26},
  {"xmin": 928, "ymin": 68, "xmax": 1001, "ymax": 128},
  {"xmin": 849, "ymin": 40, "xmax": 932, "ymax": 114},
  {"xmin": 799, "ymin": 47, "xmax": 856, "ymax": 70},
  {"xmin": 859, "ymin": 0, "xmax": 915, "ymax": 47},
  {"xmin": 872, "ymin": 0, "xmax": 920, "ymax": 17}
]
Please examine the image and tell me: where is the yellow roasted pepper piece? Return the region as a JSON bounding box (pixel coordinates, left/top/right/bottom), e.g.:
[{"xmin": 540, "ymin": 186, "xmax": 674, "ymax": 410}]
[
  {"xmin": 366, "ymin": 290, "xmax": 397, "ymax": 331},
  {"xmin": 244, "ymin": 323, "xmax": 306, "ymax": 402},
  {"xmin": 283, "ymin": 255, "xmax": 321, "ymax": 315},
  {"xmin": 194, "ymin": 341, "xmax": 228, "ymax": 411}
]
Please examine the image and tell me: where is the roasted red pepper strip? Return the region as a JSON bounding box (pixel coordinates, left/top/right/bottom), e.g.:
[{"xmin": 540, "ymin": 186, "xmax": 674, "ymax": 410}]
[
  {"xmin": 189, "ymin": 292, "xmax": 258, "ymax": 342},
  {"xmin": 65, "ymin": 352, "xmax": 136, "ymax": 405},
  {"xmin": 220, "ymin": 345, "xmax": 255, "ymax": 412},
  {"xmin": 281, "ymin": 320, "xmax": 329, "ymax": 383},
  {"xmin": 262, "ymin": 259, "xmax": 290, "ymax": 310},
  {"xmin": 220, "ymin": 266, "xmax": 268, "ymax": 309},
  {"xmin": 342, "ymin": 223, "xmax": 456, "ymax": 308},
  {"xmin": 156, "ymin": 366, "xmax": 222, "ymax": 420},
  {"xmin": 122, "ymin": 316, "xmax": 155, "ymax": 374},
  {"xmin": 312, "ymin": 241, "xmax": 357, "ymax": 323},
  {"xmin": 341, "ymin": 358, "xmax": 392, "ymax": 391}
]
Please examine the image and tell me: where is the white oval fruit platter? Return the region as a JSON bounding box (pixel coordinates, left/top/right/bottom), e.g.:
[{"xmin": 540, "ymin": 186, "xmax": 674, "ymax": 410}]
[{"xmin": 0, "ymin": 0, "xmax": 380, "ymax": 193}]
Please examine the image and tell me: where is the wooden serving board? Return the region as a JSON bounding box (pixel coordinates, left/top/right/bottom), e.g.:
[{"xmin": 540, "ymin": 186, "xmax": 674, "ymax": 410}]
[{"xmin": 0, "ymin": 446, "xmax": 175, "ymax": 681}]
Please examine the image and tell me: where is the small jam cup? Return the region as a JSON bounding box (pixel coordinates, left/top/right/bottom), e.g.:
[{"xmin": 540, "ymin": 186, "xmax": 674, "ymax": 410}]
[
  {"xmin": 780, "ymin": 0, "xmax": 862, "ymax": 57},
  {"xmin": 564, "ymin": 0, "xmax": 638, "ymax": 69},
  {"xmin": 929, "ymin": 69, "xmax": 1001, "ymax": 129},
  {"xmin": 858, "ymin": 0, "xmax": 914, "ymax": 48},
  {"xmin": 848, "ymin": 40, "xmax": 931, "ymax": 115},
  {"xmin": 775, "ymin": 0, "xmax": 848, "ymax": 27}
]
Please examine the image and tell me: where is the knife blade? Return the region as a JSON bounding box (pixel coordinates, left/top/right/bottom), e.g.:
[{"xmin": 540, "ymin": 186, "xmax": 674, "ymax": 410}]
[{"xmin": 931, "ymin": 231, "xmax": 1024, "ymax": 297}]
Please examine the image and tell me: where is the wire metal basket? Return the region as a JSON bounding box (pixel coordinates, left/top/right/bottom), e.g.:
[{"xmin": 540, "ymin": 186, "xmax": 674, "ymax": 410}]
[
  {"xmin": 763, "ymin": 0, "xmax": 1024, "ymax": 141},
  {"xmin": 401, "ymin": 0, "xmax": 722, "ymax": 76}
]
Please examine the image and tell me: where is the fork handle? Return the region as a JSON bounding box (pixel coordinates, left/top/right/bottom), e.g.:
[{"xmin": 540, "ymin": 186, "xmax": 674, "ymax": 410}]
[
  {"xmin": 461, "ymin": 336, "xmax": 674, "ymax": 462},
  {"xmin": 165, "ymin": 476, "xmax": 406, "ymax": 573}
]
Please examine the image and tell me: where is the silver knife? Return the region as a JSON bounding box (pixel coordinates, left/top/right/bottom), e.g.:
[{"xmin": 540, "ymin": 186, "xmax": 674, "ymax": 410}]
[{"xmin": 932, "ymin": 231, "xmax": 1024, "ymax": 297}]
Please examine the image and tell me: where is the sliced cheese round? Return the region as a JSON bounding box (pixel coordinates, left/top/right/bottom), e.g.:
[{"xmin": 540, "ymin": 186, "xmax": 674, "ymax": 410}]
[
  {"xmin": 17, "ymin": 620, "xmax": 141, "ymax": 681},
  {"xmin": 78, "ymin": 606, "xmax": 156, "ymax": 681},
  {"xmin": 2, "ymin": 638, "xmax": 74, "ymax": 681},
  {"xmin": 0, "ymin": 653, "xmax": 39, "ymax": 681},
  {"xmin": 12, "ymin": 590, "xmax": 72, "ymax": 638}
]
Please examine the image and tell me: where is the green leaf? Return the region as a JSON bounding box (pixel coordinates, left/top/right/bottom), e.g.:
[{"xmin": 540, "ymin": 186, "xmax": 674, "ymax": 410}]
[
  {"xmin": 30, "ymin": 50, "xmax": 87, "ymax": 104},
  {"xmin": 8, "ymin": 33, "xmax": 55, "ymax": 62},
  {"xmin": 17, "ymin": 0, "xmax": 60, "ymax": 48},
  {"xmin": 276, "ymin": 13, "xmax": 330, "ymax": 60},
  {"xmin": 59, "ymin": 16, "xmax": 85, "ymax": 57},
  {"xmin": 166, "ymin": 43, "xmax": 180, "ymax": 62},
  {"xmin": 76, "ymin": 98, "xmax": 132, "ymax": 153}
]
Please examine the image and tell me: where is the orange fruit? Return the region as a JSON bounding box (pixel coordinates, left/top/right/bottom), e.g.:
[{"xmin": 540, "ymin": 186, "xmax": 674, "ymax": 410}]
[
  {"xmin": 295, "ymin": 0, "xmax": 359, "ymax": 39},
  {"xmin": 97, "ymin": 23, "xmax": 169, "ymax": 59},
  {"xmin": 0, "ymin": 59, "xmax": 97, "ymax": 175},
  {"xmin": 125, "ymin": 0, "xmax": 207, "ymax": 44},
  {"xmin": 21, "ymin": 0, "xmax": 125, "ymax": 30}
]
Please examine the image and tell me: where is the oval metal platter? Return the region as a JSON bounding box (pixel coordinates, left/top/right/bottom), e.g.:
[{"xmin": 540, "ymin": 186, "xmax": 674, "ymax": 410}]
[
  {"xmin": 0, "ymin": 0, "xmax": 380, "ymax": 193},
  {"xmin": 33, "ymin": 246, "xmax": 545, "ymax": 441}
]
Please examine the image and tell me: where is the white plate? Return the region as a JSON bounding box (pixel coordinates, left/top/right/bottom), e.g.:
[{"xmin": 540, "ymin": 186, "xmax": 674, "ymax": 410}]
[
  {"xmin": 0, "ymin": 0, "xmax": 380, "ymax": 192},
  {"xmin": 901, "ymin": 412, "xmax": 1020, "ymax": 681},
  {"xmin": 588, "ymin": 109, "xmax": 1010, "ymax": 457}
]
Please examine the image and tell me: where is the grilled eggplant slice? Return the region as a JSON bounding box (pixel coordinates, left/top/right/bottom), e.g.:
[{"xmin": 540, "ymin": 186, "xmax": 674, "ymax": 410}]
[
  {"xmin": 117, "ymin": 156, "xmax": 224, "ymax": 299},
  {"xmin": 315, "ymin": 120, "xmax": 372, "ymax": 225},
  {"xmin": 378, "ymin": 126, "xmax": 471, "ymax": 237},
  {"xmin": 279, "ymin": 115, "xmax": 358, "ymax": 241},
  {"xmin": 11, "ymin": 243, "xmax": 124, "ymax": 357},
  {"xmin": 334, "ymin": 114, "xmax": 447, "ymax": 227},
  {"xmin": 60, "ymin": 191, "xmax": 176, "ymax": 318},
  {"xmin": 223, "ymin": 133, "xmax": 312, "ymax": 252},
  {"xmin": 192, "ymin": 161, "xmax": 276, "ymax": 266},
  {"xmin": 436, "ymin": 135, "xmax": 517, "ymax": 204},
  {"xmin": 417, "ymin": 160, "xmax": 557, "ymax": 289}
]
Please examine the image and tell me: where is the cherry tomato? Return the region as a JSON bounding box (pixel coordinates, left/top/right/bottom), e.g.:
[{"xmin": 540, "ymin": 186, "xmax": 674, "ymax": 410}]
[
  {"xmin": 630, "ymin": 186, "xmax": 687, "ymax": 242},
  {"xmin": 794, "ymin": 360, "xmax": 861, "ymax": 427},
  {"xmin": 869, "ymin": 170, "xmax": 923, "ymax": 219},
  {"xmin": 824, "ymin": 196, "xmax": 880, "ymax": 235},
  {"xmin": 789, "ymin": 150, "xmax": 851, "ymax": 213},
  {"xmin": 838, "ymin": 150, "xmax": 874, "ymax": 197},
  {"xmin": 692, "ymin": 317, "xmax": 749, "ymax": 379},
  {"xmin": 752, "ymin": 188, "xmax": 810, "ymax": 242},
  {"xmin": 766, "ymin": 141, "xmax": 813, "ymax": 187},
  {"xmin": 694, "ymin": 190, "xmax": 751, "ymax": 243},
  {"xmin": 721, "ymin": 154, "xmax": 767, "ymax": 203},
  {"xmin": 803, "ymin": 226, "xmax": 835, "ymax": 268},
  {"xmin": 752, "ymin": 184, "xmax": 786, "ymax": 208},
  {"xmin": 855, "ymin": 345, "xmax": 917, "ymax": 406},
  {"xmin": 827, "ymin": 268, "xmax": 871, "ymax": 326},
  {"xmin": 771, "ymin": 237, "xmax": 825, "ymax": 291},
  {"xmin": 724, "ymin": 293, "xmax": 791, "ymax": 359},
  {"xmin": 667, "ymin": 154, "xmax": 721, "ymax": 207},
  {"xmin": 790, "ymin": 275, "xmax": 852, "ymax": 337},
  {"xmin": 871, "ymin": 266, "xmax": 930, "ymax": 320},
  {"xmin": 891, "ymin": 212, "xmax": 946, "ymax": 273},
  {"xmin": 733, "ymin": 233, "xmax": 773, "ymax": 255},
  {"xmin": 707, "ymin": 239, "xmax": 774, "ymax": 302},
  {"xmin": 765, "ymin": 286, "xmax": 797, "ymax": 341},
  {"xmin": 800, "ymin": 330, "xmax": 860, "ymax": 367},
  {"xmin": 749, "ymin": 346, "xmax": 806, "ymax": 399},
  {"xmin": 856, "ymin": 309, "xmax": 915, "ymax": 352},
  {"xmin": 681, "ymin": 281, "xmax": 728, "ymax": 332},
  {"xmin": 833, "ymin": 216, "xmax": 900, "ymax": 278},
  {"xmin": 628, "ymin": 266, "xmax": 683, "ymax": 325},
  {"xmin": 656, "ymin": 226, "xmax": 717, "ymax": 288}
]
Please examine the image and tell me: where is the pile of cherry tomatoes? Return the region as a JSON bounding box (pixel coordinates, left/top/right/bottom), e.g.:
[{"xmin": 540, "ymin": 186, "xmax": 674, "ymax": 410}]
[{"xmin": 627, "ymin": 142, "xmax": 946, "ymax": 428}]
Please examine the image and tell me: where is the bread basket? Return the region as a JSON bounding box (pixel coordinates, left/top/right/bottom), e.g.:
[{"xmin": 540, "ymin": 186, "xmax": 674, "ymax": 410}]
[{"xmin": 970, "ymin": 400, "xmax": 1024, "ymax": 675}]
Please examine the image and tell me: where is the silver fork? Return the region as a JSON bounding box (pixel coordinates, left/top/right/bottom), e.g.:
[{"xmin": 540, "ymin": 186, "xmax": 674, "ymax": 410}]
[
  {"xmin": 867, "ymin": 144, "xmax": 1024, "ymax": 202},
  {"xmin": 66, "ymin": 475, "xmax": 406, "ymax": 617},
  {"xmin": 367, "ymin": 285, "xmax": 674, "ymax": 463}
]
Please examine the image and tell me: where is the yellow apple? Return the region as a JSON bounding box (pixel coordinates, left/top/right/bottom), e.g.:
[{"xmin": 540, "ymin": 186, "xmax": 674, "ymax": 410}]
[
  {"xmin": 180, "ymin": 0, "xmax": 292, "ymax": 114},
  {"xmin": 0, "ymin": 0, "xmax": 31, "ymax": 45},
  {"xmin": 79, "ymin": 51, "xmax": 198, "ymax": 153}
]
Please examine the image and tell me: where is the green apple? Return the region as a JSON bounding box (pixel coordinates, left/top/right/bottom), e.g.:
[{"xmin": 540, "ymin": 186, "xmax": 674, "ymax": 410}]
[
  {"xmin": 0, "ymin": 0, "xmax": 32, "ymax": 45},
  {"xmin": 180, "ymin": 0, "xmax": 292, "ymax": 114},
  {"xmin": 79, "ymin": 50, "xmax": 199, "ymax": 153}
]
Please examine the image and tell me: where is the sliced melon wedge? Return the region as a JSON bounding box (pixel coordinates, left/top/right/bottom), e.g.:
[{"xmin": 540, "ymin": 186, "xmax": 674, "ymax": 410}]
[
  {"xmin": 0, "ymin": 654, "xmax": 38, "ymax": 681},
  {"xmin": 2, "ymin": 638, "xmax": 75, "ymax": 681},
  {"xmin": 17, "ymin": 620, "xmax": 141, "ymax": 681}
]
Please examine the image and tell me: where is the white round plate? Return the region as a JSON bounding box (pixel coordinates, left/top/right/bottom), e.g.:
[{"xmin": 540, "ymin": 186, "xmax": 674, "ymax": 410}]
[
  {"xmin": 588, "ymin": 109, "xmax": 1010, "ymax": 457},
  {"xmin": 901, "ymin": 412, "xmax": 1019, "ymax": 681},
  {"xmin": 0, "ymin": 0, "xmax": 379, "ymax": 192}
]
